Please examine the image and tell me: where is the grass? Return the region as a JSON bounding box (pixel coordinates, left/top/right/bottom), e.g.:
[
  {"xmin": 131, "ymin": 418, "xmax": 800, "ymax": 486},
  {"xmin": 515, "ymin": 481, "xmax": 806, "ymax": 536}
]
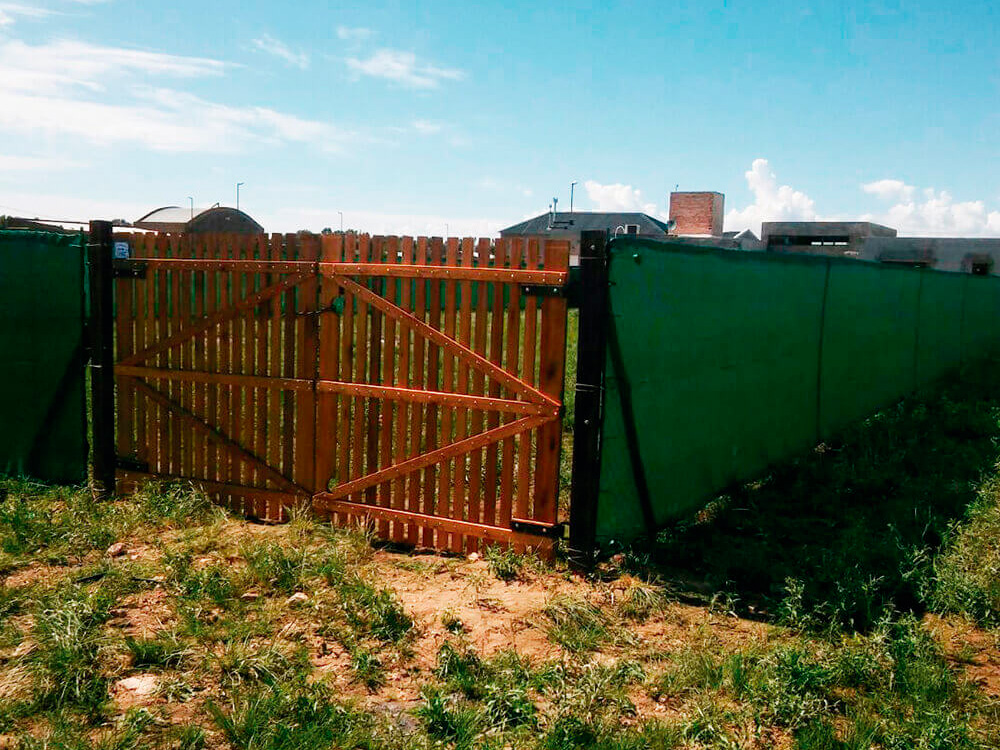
[{"xmin": 4, "ymin": 371, "xmax": 1000, "ymax": 748}]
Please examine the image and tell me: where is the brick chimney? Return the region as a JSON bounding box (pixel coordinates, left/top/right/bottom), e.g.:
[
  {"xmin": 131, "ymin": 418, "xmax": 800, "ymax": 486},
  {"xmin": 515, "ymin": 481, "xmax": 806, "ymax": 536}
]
[{"xmin": 669, "ymin": 192, "xmax": 725, "ymax": 236}]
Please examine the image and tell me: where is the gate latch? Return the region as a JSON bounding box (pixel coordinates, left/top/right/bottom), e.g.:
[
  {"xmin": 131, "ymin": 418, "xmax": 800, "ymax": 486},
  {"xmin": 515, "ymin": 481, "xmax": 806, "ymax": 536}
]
[
  {"xmin": 113, "ymin": 259, "xmax": 148, "ymax": 279},
  {"xmin": 520, "ymin": 284, "xmax": 566, "ymax": 298},
  {"xmin": 510, "ymin": 518, "xmax": 566, "ymax": 539}
]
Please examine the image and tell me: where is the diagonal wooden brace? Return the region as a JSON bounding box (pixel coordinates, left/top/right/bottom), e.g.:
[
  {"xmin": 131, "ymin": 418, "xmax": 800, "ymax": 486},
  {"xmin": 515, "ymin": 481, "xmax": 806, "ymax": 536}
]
[
  {"xmin": 333, "ymin": 275, "xmax": 559, "ymax": 409},
  {"xmin": 120, "ymin": 271, "xmax": 313, "ymax": 367}
]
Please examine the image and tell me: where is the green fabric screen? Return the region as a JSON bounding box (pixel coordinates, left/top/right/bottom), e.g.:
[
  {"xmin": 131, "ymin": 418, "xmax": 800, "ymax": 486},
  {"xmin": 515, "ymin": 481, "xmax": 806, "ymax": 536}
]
[
  {"xmin": 596, "ymin": 239, "xmax": 1000, "ymax": 545},
  {"xmin": 0, "ymin": 230, "xmax": 88, "ymax": 483}
]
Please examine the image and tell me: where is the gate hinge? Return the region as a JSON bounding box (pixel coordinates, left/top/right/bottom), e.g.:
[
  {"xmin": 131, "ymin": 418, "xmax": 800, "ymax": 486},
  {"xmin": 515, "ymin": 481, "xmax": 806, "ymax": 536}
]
[
  {"xmin": 113, "ymin": 259, "xmax": 148, "ymax": 279},
  {"xmin": 520, "ymin": 284, "xmax": 566, "ymax": 298},
  {"xmin": 116, "ymin": 456, "xmax": 149, "ymax": 473},
  {"xmin": 510, "ymin": 518, "xmax": 566, "ymax": 539}
]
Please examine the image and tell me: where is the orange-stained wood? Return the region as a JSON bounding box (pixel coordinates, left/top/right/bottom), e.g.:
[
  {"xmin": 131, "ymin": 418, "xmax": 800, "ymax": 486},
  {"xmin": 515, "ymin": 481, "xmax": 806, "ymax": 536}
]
[
  {"xmin": 321, "ymin": 262, "xmax": 566, "ymax": 285},
  {"xmin": 321, "ymin": 414, "xmax": 550, "ymax": 504}
]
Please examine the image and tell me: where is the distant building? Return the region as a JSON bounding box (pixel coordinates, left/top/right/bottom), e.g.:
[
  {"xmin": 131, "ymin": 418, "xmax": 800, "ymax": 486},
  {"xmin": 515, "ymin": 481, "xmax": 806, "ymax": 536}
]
[
  {"xmin": 761, "ymin": 220, "xmax": 1000, "ymax": 275},
  {"xmin": 500, "ymin": 191, "xmax": 759, "ymax": 264},
  {"xmin": 135, "ymin": 206, "xmax": 264, "ymax": 234},
  {"xmin": 761, "ymin": 221, "xmax": 897, "ymax": 256}
]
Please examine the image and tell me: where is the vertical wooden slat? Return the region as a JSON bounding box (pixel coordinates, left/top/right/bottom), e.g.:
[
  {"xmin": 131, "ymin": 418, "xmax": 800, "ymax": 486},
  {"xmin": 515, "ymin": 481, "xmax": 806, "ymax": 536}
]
[
  {"xmin": 114, "ymin": 247, "xmax": 134, "ymax": 461},
  {"xmin": 252, "ymin": 234, "xmax": 269, "ymax": 517},
  {"xmin": 408, "ymin": 237, "xmax": 429, "ymax": 546},
  {"xmin": 377, "ymin": 237, "xmax": 398, "ymax": 539},
  {"xmin": 451, "ymin": 237, "xmax": 475, "ymax": 552},
  {"xmin": 515, "ymin": 238, "xmax": 540, "ymax": 525},
  {"xmin": 367, "ymin": 239, "xmax": 387, "ymax": 533},
  {"xmin": 421, "ymin": 237, "xmax": 443, "ymax": 547},
  {"xmin": 393, "ymin": 236, "xmax": 414, "ymax": 542},
  {"xmin": 167, "ymin": 235, "xmax": 182, "ymax": 479},
  {"xmin": 435, "ymin": 237, "xmax": 459, "ymax": 549},
  {"xmin": 216, "ymin": 235, "xmax": 233, "ymax": 501},
  {"xmin": 336, "ymin": 235, "xmax": 356, "ymax": 520},
  {"xmin": 280, "ymin": 234, "xmax": 298, "ymax": 518},
  {"xmin": 483, "ymin": 238, "xmax": 507, "ymax": 529},
  {"xmin": 233, "ymin": 234, "xmax": 251, "ymax": 490},
  {"xmin": 192, "ymin": 235, "xmax": 207, "ymax": 484},
  {"xmin": 295, "ymin": 233, "xmax": 319, "ymax": 494},
  {"xmin": 133, "ymin": 234, "xmax": 149, "ymax": 468},
  {"xmin": 154, "ymin": 234, "xmax": 169, "ymax": 475},
  {"xmin": 177, "ymin": 235, "xmax": 193, "ymax": 480},
  {"xmin": 532, "ymin": 239, "xmax": 570, "ymax": 525},
  {"xmin": 467, "ymin": 237, "xmax": 491, "ymax": 549},
  {"xmin": 499, "ymin": 237, "xmax": 523, "ymax": 534},
  {"xmin": 316, "ymin": 232, "xmax": 343, "ymax": 506},
  {"xmin": 351, "ymin": 235, "xmax": 371, "ymax": 509},
  {"xmin": 203, "ymin": 233, "xmax": 220, "ymax": 486},
  {"xmin": 266, "ymin": 234, "xmax": 283, "ymax": 508}
]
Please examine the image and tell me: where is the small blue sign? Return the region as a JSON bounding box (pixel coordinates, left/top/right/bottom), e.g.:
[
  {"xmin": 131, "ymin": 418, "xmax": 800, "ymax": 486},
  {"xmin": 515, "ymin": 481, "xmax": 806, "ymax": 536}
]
[{"xmin": 114, "ymin": 241, "xmax": 131, "ymax": 259}]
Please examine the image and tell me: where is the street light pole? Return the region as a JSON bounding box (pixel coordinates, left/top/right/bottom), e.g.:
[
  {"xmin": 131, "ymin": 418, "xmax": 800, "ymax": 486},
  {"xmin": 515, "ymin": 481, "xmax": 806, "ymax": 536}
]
[
  {"xmin": 338, "ymin": 211, "xmax": 343, "ymax": 233},
  {"xmin": 188, "ymin": 196, "xmax": 194, "ymax": 220},
  {"xmin": 236, "ymin": 182, "xmax": 244, "ymax": 211},
  {"xmin": 570, "ymin": 181, "xmax": 577, "ymax": 213}
]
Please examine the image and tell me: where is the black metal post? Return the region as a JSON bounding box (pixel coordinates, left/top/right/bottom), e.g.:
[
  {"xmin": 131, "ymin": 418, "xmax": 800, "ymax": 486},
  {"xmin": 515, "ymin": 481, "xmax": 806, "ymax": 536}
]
[
  {"xmin": 88, "ymin": 220, "xmax": 116, "ymax": 496},
  {"xmin": 568, "ymin": 230, "xmax": 611, "ymax": 570}
]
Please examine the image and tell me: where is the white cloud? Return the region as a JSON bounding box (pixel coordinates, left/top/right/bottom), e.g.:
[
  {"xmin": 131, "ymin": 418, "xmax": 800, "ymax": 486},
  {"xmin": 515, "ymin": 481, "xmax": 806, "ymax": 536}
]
[
  {"xmin": 0, "ymin": 153, "xmax": 86, "ymax": 170},
  {"xmin": 0, "ymin": 37, "xmax": 349, "ymax": 153},
  {"xmin": 411, "ymin": 119, "xmax": 442, "ymax": 135},
  {"xmin": 725, "ymin": 158, "xmax": 817, "ymax": 232},
  {"xmin": 583, "ymin": 180, "xmax": 657, "ymax": 215},
  {"xmin": 252, "ymin": 33, "xmax": 308, "ymax": 69},
  {"xmin": 861, "ymin": 178, "xmax": 914, "ymax": 203},
  {"xmin": 336, "ymin": 26, "xmax": 372, "ymax": 42},
  {"xmin": 864, "ymin": 183, "xmax": 1000, "ymax": 237},
  {"xmin": 346, "ymin": 49, "xmax": 465, "ymax": 89},
  {"xmin": 0, "ymin": 3, "xmax": 53, "ymax": 28},
  {"xmin": 726, "ymin": 159, "xmax": 1000, "ymax": 237}
]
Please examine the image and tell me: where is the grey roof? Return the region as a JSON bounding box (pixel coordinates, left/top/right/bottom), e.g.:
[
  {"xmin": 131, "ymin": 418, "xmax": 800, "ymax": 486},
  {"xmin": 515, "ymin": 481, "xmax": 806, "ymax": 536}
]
[
  {"xmin": 500, "ymin": 211, "xmax": 673, "ymax": 236},
  {"xmin": 136, "ymin": 206, "xmax": 214, "ymax": 224},
  {"xmin": 135, "ymin": 205, "xmax": 264, "ymax": 234}
]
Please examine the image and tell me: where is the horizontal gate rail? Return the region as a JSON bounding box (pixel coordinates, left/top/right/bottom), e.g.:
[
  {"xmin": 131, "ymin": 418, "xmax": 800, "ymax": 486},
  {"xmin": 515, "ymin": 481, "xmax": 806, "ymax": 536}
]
[
  {"xmin": 322, "ymin": 262, "xmax": 567, "ymax": 285},
  {"xmin": 315, "ymin": 381, "xmax": 554, "ymax": 415}
]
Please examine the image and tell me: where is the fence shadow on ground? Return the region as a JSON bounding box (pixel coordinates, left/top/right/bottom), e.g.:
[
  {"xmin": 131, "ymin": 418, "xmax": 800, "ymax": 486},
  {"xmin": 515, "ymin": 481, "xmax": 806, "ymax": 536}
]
[{"xmin": 639, "ymin": 368, "xmax": 1000, "ymax": 631}]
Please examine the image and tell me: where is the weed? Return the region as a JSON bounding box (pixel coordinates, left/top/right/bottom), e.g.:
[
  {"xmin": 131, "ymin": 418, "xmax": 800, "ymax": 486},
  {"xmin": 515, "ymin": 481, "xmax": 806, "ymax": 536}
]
[
  {"xmin": 350, "ymin": 648, "xmax": 386, "ymax": 691},
  {"xmin": 241, "ymin": 540, "xmax": 311, "ymax": 594},
  {"xmin": 213, "ymin": 639, "xmax": 305, "ymax": 687},
  {"xmin": 441, "ymin": 609, "xmax": 465, "ymax": 633},
  {"xmin": 617, "ymin": 580, "xmax": 670, "ymax": 622},
  {"xmin": 124, "ymin": 631, "xmax": 189, "ymax": 670},
  {"xmin": 173, "ymin": 725, "xmax": 207, "ymax": 750},
  {"xmin": 543, "ymin": 594, "xmax": 612, "ymax": 652},
  {"xmin": 483, "ymin": 545, "xmax": 526, "ymax": 582},
  {"xmin": 415, "ymin": 687, "xmax": 480, "ymax": 747},
  {"xmin": 338, "ymin": 575, "xmax": 413, "ymax": 644},
  {"xmin": 209, "ymin": 681, "xmax": 388, "ymax": 750}
]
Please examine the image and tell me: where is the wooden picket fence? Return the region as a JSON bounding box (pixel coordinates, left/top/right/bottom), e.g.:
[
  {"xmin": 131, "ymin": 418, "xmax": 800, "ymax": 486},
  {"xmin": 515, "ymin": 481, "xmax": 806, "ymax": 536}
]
[{"xmin": 111, "ymin": 232, "xmax": 570, "ymax": 553}]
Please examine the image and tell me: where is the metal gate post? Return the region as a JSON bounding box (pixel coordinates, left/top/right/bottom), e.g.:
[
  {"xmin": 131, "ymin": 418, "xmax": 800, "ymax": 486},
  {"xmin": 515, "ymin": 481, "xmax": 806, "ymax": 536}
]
[
  {"xmin": 568, "ymin": 230, "xmax": 610, "ymax": 570},
  {"xmin": 88, "ymin": 220, "xmax": 116, "ymax": 496}
]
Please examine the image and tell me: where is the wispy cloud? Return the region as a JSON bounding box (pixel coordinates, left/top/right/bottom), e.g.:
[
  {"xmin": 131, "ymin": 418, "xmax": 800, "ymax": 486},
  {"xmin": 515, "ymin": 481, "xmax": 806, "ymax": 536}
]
[
  {"xmin": 346, "ymin": 49, "xmax": 465, "ymax": 89},
  {"xmin": 0, "ymin": 3, "xmax": 53, "ymax": 28},
  {"xmin": 411, "ymin": 119, "xmax": 442, "ymax": 135},
  {"xmin": 0, "ymin": 153, "xmax": 86, "ymax": 170},
  {"xmin": 0, "ymin": 37, "xmax": 349, "ymax": 153},
  {"xmin": 252, "ymin": 33, "xmax": 308, "ymax": 69},
  {"xmin": 336, "ymin": 25, "xmax": 372, "ymax": 42}
]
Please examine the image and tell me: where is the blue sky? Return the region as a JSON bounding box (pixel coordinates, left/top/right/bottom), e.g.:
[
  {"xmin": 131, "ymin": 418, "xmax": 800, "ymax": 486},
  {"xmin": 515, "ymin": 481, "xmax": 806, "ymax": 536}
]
[{"xmin": 0, "ymin": 0, "xmax": 997, "ymax": 236}]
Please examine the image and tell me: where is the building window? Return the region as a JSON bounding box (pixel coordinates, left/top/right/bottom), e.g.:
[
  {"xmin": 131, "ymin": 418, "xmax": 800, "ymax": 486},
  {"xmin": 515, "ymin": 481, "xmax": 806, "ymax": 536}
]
[
  {"xmin": 972, "ymin": 262, "xmax": 990, "ymax": 276},
  {"xmin": 625, "ymin": 224, "xmax": 640, "ymax": 235}
]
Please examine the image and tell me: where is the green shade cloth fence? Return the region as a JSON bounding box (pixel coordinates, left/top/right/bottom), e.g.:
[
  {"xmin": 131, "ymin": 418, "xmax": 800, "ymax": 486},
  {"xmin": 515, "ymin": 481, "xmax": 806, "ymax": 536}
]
[
  {"xmin": 597, "ymin": 238, "xmax": 1000, "ymax": 544},
  {"xmin": 0, "ymin": 230, "xmax": 88, "ymax": 483}
]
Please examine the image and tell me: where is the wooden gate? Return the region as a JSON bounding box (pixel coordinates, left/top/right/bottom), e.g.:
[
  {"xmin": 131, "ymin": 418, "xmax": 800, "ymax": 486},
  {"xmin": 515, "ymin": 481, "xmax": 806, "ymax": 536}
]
[{"xmin": 112, "ymin": 232, "xmax": 569, "ymax": 552}]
